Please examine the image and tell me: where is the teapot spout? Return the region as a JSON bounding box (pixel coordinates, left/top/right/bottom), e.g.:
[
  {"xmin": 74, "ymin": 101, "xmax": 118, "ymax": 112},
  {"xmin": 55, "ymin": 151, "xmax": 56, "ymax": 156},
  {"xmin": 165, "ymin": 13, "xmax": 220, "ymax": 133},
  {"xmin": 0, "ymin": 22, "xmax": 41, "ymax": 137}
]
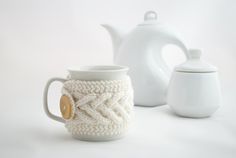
[{"xmin": 101, "ymin": 24, "xmax": 124, "ymax": 60}]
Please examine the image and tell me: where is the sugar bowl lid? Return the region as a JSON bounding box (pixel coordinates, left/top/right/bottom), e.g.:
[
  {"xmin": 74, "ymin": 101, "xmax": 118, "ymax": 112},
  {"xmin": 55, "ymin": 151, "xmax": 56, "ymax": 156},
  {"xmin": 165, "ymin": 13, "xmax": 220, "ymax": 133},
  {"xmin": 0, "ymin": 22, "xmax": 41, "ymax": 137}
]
[{"xmin": 175, "ymin": 49, "xmax": 217, "ymax": 73}]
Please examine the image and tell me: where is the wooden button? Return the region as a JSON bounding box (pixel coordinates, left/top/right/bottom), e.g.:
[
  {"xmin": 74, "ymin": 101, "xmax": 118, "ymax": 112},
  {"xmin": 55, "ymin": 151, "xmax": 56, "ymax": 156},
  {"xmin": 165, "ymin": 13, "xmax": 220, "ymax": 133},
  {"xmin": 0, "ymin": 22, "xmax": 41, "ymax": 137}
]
[{"xmin": 60, "ymin": 95, "xmax": 73, "ymax": 120}]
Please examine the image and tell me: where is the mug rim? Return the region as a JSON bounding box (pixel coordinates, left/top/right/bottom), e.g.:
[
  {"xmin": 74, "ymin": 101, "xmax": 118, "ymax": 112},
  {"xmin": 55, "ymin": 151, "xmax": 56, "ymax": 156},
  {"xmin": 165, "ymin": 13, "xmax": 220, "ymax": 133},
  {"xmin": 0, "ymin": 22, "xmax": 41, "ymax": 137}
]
[{"xmin": 67, "ymin": 65, "xmax": 129, "ymax": 73}]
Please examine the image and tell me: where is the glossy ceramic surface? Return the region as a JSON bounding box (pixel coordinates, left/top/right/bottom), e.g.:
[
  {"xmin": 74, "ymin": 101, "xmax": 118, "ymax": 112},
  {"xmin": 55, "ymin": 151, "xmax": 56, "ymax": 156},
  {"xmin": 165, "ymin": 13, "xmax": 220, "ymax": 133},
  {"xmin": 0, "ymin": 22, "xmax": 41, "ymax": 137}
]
[
  {"xmin": 67, "ymin": 65, "xmax": 129, "ymax": 80},
  {"xmin": 167, "ymin": 49, "xmax": 221, "ymax": 118},
  {"xmin": 168, "ymin": 71, "xmax": 221, "ymax": 117},
  {"xmin": 102, "ymin": 11, "xmax": 189, "ymax": 106}
]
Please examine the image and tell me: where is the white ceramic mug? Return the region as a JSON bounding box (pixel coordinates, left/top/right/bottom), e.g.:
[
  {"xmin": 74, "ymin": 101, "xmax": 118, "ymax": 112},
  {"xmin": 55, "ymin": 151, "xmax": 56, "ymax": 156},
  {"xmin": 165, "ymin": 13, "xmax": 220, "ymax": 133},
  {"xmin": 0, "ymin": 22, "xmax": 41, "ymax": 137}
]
[{"xmin": 43, "ymin": 65, "xmax": 134, "ymax": 141}]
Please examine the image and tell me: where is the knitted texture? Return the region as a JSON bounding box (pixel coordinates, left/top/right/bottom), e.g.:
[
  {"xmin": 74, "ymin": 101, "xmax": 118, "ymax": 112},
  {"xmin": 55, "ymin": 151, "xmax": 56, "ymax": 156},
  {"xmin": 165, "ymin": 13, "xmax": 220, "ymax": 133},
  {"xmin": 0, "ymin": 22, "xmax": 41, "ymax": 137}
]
[{"xmin": 61, "ymin": 76, "xmax": 134, "ymax": 138}]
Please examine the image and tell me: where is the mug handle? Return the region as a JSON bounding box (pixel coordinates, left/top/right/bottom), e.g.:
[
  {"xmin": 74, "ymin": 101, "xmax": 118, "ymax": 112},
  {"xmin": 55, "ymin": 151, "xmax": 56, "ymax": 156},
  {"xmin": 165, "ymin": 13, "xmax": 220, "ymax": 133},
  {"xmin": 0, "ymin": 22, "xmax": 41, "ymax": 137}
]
[{"xmin": 43, "ymin": 77, "xmax": 66, "ymax": 123}]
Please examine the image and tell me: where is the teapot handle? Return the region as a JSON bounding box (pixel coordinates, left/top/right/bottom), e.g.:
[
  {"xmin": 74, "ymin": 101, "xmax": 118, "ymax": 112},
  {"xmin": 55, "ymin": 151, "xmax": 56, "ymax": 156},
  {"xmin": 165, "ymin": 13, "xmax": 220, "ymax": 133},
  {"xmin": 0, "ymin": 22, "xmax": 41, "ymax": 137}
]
[
  {"xmin": 166, "ymin": 37, "xmax": 189, "ymax": 59},
  {"xmin": 43, "ymin": 77, "xmax": 66, "ymax": 123},
  {"xmin": 161, "ymin": 36, "xmax": 189, "ymax": 76}
]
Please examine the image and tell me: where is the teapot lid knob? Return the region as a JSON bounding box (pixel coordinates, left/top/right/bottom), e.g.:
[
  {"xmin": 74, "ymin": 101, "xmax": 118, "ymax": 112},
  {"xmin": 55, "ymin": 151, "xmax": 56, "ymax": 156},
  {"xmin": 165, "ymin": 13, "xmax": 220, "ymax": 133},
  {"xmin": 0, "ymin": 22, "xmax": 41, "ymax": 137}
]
[
  {"xmin": 189, "ymin": 49, "xmax": 202, "ymax": 60},
  {"xmin": 144, "ymin": 11, "xmax": 157, "ymax": 21}
]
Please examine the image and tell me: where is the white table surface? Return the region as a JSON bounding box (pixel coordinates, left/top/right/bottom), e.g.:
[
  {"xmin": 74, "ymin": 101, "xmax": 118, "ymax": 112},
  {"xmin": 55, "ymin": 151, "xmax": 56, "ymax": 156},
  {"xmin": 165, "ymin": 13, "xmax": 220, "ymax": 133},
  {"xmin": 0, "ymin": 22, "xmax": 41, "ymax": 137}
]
[{"xmin": 1, "ymin": 88, "xmax": 236, "ymax": 158}]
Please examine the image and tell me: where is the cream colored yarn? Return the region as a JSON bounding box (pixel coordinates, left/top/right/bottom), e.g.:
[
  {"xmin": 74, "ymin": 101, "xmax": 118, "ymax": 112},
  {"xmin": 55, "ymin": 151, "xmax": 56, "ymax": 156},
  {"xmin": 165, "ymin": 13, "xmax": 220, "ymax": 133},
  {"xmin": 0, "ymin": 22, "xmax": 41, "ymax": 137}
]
[{"xmin": 61, "ymin": 76, "xmax": 134, "ymax": 138}]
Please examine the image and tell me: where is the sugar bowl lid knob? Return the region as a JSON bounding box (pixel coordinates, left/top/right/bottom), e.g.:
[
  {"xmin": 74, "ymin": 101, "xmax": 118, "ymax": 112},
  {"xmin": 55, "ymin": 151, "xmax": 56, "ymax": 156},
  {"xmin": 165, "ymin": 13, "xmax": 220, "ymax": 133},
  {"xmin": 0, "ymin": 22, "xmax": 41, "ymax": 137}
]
[{"xmin": 189, "ymin": 49, "xmax": 202, "ymax": 60}]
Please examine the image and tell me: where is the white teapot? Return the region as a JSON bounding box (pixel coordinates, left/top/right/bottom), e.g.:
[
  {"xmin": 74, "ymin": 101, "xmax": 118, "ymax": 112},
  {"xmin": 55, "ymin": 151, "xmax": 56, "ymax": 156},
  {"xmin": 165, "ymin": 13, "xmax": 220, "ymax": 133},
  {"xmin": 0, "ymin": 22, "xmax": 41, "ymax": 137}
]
[{"xmin": 102, "ymin": 11, "xmax": 189, "ymax": 106}]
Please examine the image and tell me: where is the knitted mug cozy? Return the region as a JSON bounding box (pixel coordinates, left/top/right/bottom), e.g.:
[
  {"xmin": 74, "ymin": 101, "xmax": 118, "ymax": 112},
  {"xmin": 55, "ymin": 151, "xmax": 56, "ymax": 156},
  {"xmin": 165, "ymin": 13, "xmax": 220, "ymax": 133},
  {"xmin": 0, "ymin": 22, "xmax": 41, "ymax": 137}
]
[{"xmin": 60, "ymin": 76, "xmax": 134, "ymax": 140}]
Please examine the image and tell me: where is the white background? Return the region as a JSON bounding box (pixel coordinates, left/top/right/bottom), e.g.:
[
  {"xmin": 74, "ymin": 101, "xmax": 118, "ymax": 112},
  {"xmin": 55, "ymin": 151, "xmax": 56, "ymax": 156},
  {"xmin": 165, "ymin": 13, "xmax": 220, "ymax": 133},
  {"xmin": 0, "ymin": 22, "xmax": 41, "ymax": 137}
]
[{"xmin": 0, "ymin": 0, "xmax": 236, "ymax": 158}]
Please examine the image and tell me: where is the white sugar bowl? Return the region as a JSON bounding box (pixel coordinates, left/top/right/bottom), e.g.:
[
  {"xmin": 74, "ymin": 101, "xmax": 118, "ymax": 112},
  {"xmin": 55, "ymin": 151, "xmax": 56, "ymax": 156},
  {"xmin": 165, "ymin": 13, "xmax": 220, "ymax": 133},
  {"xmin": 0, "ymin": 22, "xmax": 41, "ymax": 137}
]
[{"xmin": 167, "ymin": 49, "xmax": 221, "ymax": 118}]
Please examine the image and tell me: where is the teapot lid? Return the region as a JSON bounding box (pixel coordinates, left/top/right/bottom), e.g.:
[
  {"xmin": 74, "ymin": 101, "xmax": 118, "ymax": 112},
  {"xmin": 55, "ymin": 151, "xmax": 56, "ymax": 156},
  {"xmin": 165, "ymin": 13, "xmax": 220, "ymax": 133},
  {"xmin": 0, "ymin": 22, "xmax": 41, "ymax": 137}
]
[
  {"xmin": 175, "ymin": 49, "xmax": 217, "ymax": 73},
  {"xmin": 138, "ymin": 11, "xmax": 160, "ymax": 26}
]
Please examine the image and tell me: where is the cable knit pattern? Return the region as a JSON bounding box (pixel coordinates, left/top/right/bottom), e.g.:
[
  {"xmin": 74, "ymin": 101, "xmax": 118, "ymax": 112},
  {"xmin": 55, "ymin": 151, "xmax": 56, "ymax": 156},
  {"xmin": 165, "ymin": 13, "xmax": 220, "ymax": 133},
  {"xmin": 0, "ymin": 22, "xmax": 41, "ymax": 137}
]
[{"xmin": 61, "ymin": 76, "xmax": 134, "ymax": 139}]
